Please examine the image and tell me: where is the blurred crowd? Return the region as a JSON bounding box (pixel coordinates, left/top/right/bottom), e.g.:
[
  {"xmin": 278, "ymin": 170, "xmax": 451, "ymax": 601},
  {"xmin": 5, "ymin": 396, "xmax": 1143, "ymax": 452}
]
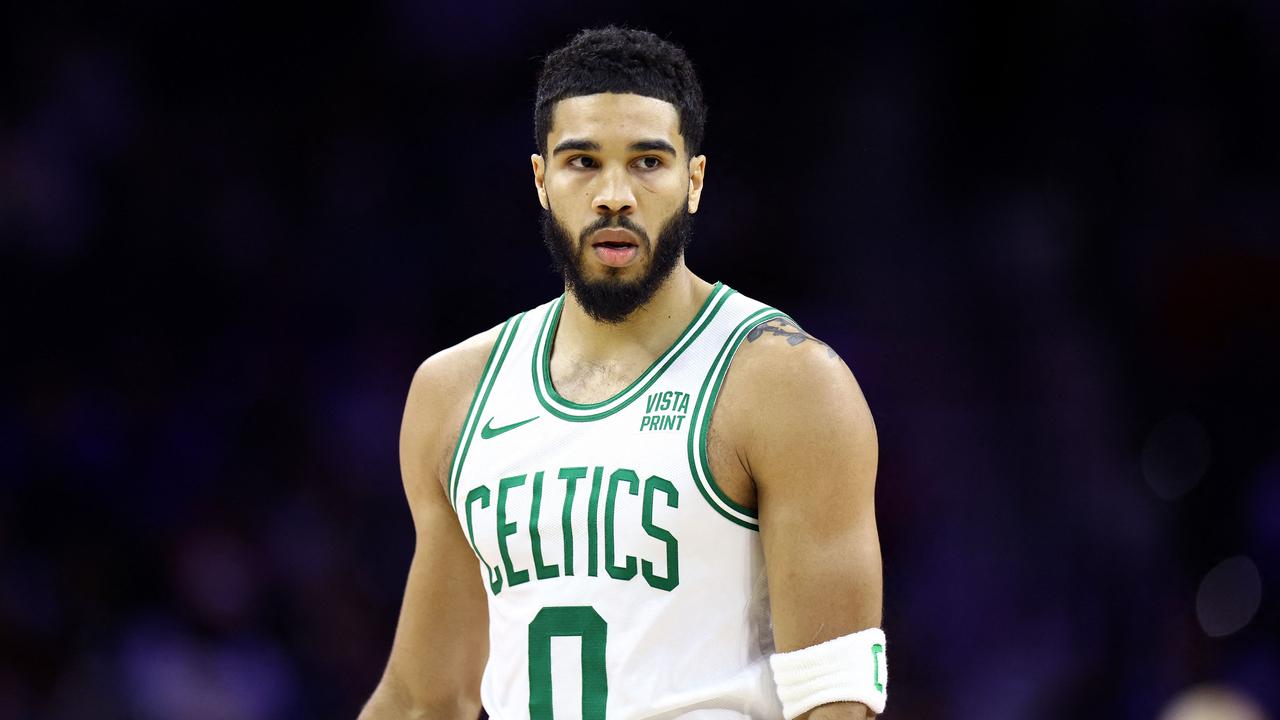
[{"xmin": 2, "ymin": 1, "xmax": 1277, "ymax": 718}]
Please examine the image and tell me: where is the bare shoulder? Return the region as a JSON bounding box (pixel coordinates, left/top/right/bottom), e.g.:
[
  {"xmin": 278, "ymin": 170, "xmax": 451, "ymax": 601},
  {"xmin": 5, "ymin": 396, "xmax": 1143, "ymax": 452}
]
[
  {"xmin": 410, "ymin": 323, "xmax": 507, "ymax": 406},
  {"xmin": 401, "ymin": 322, "xmax": 507, "ymax": 506},
  {"xmin": 732, "ymin": 316, "xmax": 846, "ymax": 379},
  {"xmin": 714, "ymin": 316, "xmax": 877, "ymax": 490},
  {"xmin": 724, "ymin": 316, "xmax": 868, "ymax": 410}
]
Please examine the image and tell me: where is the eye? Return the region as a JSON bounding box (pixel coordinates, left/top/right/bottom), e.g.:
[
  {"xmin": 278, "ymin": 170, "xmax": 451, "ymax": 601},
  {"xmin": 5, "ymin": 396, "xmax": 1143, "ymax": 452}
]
[
  {"xmin": 568, "ymin": 155, "xmax": 598, "ymax": 169},
  {"xmin": 634, "ymin": 156, "xmax": 663, "ymax": 170}
]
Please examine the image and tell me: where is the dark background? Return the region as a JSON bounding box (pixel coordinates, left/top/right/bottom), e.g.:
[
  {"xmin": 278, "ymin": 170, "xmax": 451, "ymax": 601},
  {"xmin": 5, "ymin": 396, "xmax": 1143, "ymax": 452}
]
[{"xmin": 2, "ymin": 1, "xmax": 1278, "ymax": 718}]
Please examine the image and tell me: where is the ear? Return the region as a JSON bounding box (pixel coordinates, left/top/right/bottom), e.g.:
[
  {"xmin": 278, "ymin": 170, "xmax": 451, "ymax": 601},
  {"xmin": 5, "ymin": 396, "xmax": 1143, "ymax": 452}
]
[
  {"xmin": 687, "ymin": 154, "xmax": 707, "ymax": 213},
  {"xmin": 531, "ymin": 153, "xmax": 549, "ymax": 210}
]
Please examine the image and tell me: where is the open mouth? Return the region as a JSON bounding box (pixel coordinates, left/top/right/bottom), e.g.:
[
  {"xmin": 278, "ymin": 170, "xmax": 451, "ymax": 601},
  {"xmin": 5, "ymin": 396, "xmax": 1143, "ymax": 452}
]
[
  {"xmin": 589, "ymin": 229, "xmax": 641, "ymax": 267},
  {"xmin": 589, "ymin": 228, "xmax": 640, "ymax": 249}
]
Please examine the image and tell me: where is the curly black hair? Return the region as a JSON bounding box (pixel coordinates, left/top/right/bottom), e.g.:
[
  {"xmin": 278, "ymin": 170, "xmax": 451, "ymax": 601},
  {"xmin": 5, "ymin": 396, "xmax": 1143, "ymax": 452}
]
[{"xmin": 534, "ymin": 26, "xmax": 707, "ymax": 159}]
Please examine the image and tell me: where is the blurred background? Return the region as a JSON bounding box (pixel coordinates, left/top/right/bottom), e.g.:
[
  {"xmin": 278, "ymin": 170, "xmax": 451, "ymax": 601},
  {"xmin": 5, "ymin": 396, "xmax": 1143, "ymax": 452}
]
[{"xmin": 2, "ymin": 1, "xmax": 1277, "ymax": 718}]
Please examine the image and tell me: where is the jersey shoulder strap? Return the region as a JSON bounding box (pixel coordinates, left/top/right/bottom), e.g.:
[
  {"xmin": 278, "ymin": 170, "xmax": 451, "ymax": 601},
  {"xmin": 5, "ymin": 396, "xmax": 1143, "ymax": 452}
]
[{"xmin": 679, "ymin": 284, "xmax": 794, "ymax": 530}]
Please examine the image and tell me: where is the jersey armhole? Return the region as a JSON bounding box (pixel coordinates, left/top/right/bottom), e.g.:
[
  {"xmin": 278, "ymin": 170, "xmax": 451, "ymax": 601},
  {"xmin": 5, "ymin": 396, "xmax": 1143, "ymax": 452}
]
[
  {"xmin": 446, "ymin": 311, "xmax": 526, "ymax": 509},
  {"xmin": 685, "ymin": 308, "xmax": 792, "ymax": 531}
]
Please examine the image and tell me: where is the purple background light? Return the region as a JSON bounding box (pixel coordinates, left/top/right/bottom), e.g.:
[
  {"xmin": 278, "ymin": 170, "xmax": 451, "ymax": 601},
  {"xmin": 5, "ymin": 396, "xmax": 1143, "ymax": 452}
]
[{"xmin": 2, "ymin": 2, "xmax": 1277, "ymax": 718}]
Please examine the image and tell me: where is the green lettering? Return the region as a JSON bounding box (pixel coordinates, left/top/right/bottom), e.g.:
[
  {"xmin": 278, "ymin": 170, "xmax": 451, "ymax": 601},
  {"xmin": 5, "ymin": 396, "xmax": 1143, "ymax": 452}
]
[
  {"xmin": 674, "ymin": 414, "xmax": 685, "ymax": 430},
  {"xmin": 465, "ymin": 486, "xmax": 503, "ymax": 595},
  {"xmin": 558, "ymin": 466, "xmax": 586, "ymax": 576},
  {"xmin": 587, "ymin": 467, "xmax": 603, "ymax": 577},
  {"xmin": 641, "ymin": 475, "xmax": 680, "ymax": 591},
  {"xmin": 872, "ymin": 643, "xmax": 884, "ymax": 692},
  {"xmin": 639, "ymin": 415, "xmax": 651, "ymax": 431},
  {"xmin": 676, "ymin": 392, "xmax": 690, "ymax": 414},
  {"xmin": 528, "ymin": 606, "xmax": 608, "ymax": 720},
  {"xmin": 605, "ymin": 468, "xmax": 639, "ymax": 580},
  {"xmin": 529, "ymin": 471, "xmax": 559, "ymax": 580},
  {"xmin": 497, "ymin": 474, "xmax": 530, "ymax": 587},
  {"xmin": 659, "ymin": 390, "xmax": 673, "ymax": 411}
]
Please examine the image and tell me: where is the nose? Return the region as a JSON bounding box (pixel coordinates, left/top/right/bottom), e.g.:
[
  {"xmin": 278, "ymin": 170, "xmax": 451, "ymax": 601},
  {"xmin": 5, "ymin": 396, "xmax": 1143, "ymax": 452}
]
[{"xmin": 592, "ymin": 166, "xmax": 636, "ymax": 216}]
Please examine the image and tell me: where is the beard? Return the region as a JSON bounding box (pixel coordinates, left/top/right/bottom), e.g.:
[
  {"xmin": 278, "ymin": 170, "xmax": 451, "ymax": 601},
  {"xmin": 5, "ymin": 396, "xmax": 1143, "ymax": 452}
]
[{"xmin": 540, "ymin": 201, "xmax": 694, "ymax": 324}]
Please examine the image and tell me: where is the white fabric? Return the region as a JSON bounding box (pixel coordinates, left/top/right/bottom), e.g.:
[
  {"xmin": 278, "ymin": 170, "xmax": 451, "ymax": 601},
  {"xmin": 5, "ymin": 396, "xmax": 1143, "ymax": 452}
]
[
  {"xmin": 451, "ymin": 283, "xmax": 793, "ymax": 719},
  {"xmin": 769, "ymin": 627, "xmax": 888, "ymax": 718}
]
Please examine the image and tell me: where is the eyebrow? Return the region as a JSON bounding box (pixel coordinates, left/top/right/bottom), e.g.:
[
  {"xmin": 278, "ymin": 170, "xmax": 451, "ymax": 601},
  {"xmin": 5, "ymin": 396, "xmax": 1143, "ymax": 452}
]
[
  {"xmin": 628, "ymin": 139, "xmax": 678, "ymax": 155},
  {"xmin": 551, "ymin": 138, "xmax": 679, "ymax": 156}
]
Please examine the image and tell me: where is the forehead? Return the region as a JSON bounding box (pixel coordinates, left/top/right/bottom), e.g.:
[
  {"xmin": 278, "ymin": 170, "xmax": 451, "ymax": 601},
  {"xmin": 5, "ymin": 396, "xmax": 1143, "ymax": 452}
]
[{"xmin": 549, "ymin": 93, "xmax": 683, "ymax": 154}]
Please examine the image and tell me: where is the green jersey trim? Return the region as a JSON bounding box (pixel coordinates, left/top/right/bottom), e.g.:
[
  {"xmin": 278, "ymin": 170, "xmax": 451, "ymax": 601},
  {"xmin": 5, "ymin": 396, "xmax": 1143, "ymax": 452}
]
[
  {"xmin": 531, "ymin": 282, "xmax": 734, "ymax": 422},
  {"xmin": 686, "ymin": 307, "xmax": 791, "ymax": 531},
  {"xmin": 448, "ymin": 312, "xmax": 526, "ymax": 508}
]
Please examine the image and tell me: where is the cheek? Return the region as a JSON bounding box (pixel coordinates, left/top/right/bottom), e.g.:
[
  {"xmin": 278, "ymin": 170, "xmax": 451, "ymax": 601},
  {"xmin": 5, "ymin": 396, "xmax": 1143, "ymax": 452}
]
[
  {"xmin": 545, "ymin": 182, "xmax": 593, "ymax": 218},
  {"xmin": 637, "ymin": 169, "xmax": 685, "ymax": 196},
  {"xmin": 638, "ymin": 176, "xmax": 689, "ymax": 219},
  {"xmin": 545, "ymin": 171, "xmax": 585, "ymax": 196}
]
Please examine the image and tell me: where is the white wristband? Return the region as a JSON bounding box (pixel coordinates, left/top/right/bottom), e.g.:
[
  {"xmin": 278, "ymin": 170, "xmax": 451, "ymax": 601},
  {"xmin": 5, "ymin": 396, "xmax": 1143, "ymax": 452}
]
[{"xmin": 769, "ymin": 627, "xmax": 888, "ymax": 718}]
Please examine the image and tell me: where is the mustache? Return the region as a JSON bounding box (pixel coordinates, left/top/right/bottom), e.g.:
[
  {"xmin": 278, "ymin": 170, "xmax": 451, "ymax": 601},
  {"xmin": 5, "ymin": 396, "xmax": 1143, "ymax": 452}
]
[{"xmin": 578, "ymin": 213, "xmax": 649, "ymax": 247}]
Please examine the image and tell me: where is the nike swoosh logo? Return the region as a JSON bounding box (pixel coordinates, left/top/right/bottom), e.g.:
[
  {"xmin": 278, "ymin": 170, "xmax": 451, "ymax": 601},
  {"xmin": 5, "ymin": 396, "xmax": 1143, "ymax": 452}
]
[{"xmin": 480, "ymin": 415, "xmax": 539, "ymax": 439}]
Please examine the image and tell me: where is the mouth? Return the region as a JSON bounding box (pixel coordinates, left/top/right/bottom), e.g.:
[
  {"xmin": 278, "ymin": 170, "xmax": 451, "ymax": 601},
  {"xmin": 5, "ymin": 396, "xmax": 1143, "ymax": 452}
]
[
  {"xmin": 588, "ymin": 228, "xmax": 641, "ymax": 268},
  {"xmin": 589, "ymin": 228, "xmax": 640, "ymax": 248}
]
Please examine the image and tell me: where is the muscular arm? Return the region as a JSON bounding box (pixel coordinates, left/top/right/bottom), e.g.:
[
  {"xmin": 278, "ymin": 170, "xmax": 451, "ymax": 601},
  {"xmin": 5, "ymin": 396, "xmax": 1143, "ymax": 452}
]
[
  {"xmin": 731, "ymin": 319, "xmax": 883, "ymax": 720},
  {"xmin": 358, "ymin": 329, "xmax": 501, "ymax": 720}
]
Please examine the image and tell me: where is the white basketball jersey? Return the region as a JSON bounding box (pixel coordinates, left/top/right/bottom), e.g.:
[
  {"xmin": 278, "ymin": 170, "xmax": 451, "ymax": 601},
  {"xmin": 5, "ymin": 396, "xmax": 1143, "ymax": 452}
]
[{"xmin": 448, "ymin": 282, "xmax": 791, "ymax": 720}]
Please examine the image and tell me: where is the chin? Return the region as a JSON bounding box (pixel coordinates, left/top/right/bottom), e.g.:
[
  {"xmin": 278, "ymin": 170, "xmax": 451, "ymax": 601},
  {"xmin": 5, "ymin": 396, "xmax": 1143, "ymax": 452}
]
[{"xmin": 579, "ymin": 254, "xmax": 647, "ymax": 278}]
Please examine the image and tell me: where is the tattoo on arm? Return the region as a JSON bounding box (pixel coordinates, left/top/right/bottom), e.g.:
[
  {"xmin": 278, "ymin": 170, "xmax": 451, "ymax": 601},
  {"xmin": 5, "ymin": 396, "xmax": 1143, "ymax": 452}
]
[{"xmin": 746, "ymin": 318, "xmax": 840, "ymax": 359}]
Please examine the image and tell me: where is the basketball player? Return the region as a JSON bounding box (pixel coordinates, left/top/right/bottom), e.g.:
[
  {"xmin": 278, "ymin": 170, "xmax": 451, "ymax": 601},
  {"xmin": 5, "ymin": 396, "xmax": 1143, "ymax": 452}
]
[{"xmin": 359, "ymin": 27, "xmax": 886, "ymax": 720}]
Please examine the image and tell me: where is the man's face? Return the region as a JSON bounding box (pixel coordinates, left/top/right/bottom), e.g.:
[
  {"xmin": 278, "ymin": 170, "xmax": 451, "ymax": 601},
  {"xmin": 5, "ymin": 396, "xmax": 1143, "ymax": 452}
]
[{"xmin": 532, "ymin": 93, "xmax": 706, "ymax": 323}]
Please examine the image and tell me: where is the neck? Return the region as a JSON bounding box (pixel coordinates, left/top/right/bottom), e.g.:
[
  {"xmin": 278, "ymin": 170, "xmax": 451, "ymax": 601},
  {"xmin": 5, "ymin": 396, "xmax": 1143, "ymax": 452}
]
[{"xmin": 556, "ymin": 262, "xmax": 715, "ymax": 362}]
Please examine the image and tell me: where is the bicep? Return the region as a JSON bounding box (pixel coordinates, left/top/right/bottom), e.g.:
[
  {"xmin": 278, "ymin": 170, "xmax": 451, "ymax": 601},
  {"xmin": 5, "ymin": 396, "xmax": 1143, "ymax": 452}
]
[
  {"xmin": 750, "ymin": 347, "xmax": 882, "ymax": 652},
  {"xmin": 379, "ymin": 493, "xmax": 489, "ymax": 709},
  {"xmin": 377, "ymin": 361, "xmax": 491, "ymax": 712}
]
